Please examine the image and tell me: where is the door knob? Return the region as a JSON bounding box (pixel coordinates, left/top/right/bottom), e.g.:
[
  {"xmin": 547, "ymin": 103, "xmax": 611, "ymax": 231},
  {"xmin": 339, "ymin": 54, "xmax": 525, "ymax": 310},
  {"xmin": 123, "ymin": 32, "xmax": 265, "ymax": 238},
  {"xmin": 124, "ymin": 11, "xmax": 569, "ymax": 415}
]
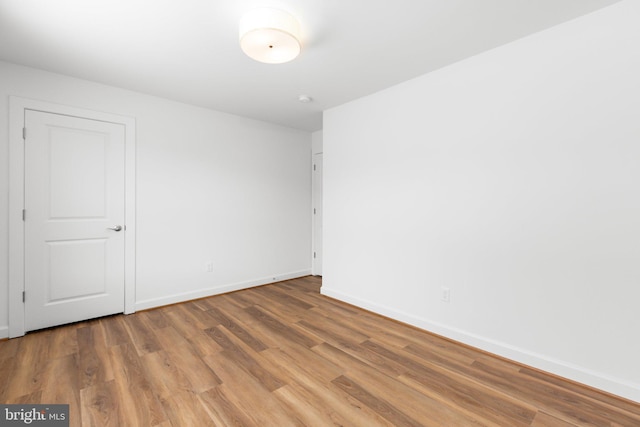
[{"xmin": 107, "ymin": 225, "xmax": 123, "ymax": 232}]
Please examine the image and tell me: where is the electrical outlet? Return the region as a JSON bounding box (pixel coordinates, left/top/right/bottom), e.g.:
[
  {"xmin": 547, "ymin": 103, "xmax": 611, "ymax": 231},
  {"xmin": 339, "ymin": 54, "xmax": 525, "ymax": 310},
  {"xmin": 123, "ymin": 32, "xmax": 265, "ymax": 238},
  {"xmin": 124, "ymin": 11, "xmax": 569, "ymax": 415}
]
[
  {"xmin": 206, "ymin": 262, "xmax": 214, "ymax": 273},
  {"xmin": 441, "ymin": 287, "xmax": 451, "ymax": 303}
]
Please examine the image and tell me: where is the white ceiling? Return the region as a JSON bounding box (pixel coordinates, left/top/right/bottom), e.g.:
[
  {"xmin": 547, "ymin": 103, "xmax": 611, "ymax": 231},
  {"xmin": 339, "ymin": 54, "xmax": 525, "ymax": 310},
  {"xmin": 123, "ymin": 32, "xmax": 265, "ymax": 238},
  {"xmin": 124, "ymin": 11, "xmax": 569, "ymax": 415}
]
[{"xmin": 0, "ymin": 0, "xmax": 619, "ymax": 132}]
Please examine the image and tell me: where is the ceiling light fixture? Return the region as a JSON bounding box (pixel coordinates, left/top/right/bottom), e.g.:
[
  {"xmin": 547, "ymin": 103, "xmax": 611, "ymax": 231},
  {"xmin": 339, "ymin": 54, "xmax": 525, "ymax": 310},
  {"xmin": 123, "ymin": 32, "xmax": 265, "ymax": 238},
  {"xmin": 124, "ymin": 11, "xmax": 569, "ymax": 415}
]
[{"xmin": 239, "ymin": 8, "xmax": 301, "ymax": 64}]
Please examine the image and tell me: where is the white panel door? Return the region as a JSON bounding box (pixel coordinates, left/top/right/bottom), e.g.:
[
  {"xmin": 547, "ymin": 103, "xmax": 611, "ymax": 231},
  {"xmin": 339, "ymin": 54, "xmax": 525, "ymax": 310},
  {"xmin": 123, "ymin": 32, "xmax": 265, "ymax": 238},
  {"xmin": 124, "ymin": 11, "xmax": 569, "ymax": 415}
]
[
  {"xmin": 24, "ymin": 110, "xmax": 126, "ymax": 332},
  {"xmin": 313, "ymin": 153, "xmax": 323, "ymax": 275}
]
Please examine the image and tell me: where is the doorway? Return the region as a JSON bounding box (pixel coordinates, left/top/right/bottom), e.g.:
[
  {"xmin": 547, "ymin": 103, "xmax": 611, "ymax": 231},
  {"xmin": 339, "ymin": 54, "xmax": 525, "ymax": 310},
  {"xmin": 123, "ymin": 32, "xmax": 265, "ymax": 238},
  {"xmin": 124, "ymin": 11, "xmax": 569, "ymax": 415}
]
[{"xmin": 8, "ymin": 98, "xmax": 136, "ymax": 337}]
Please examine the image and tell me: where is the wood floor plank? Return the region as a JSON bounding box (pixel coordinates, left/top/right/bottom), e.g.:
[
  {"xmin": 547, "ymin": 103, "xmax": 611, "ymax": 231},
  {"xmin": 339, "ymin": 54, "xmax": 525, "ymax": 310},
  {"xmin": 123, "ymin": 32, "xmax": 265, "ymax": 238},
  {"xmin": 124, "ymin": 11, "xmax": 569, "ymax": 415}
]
[
  {"xmin": 2, "ymin": 276, "xmax": 638, "ymax": 427},
  {"xmin": 300, "ymin": 321, "xmax": 411, "ymax": 379},
  {"xmin": 313, "ymin": 341, "xmax": 494, "ymax": 427},
  {"xmin": 153, "ymin": 326, "xmax": 222, "ymax": 393},
  {"xmin": 261, "ymin": 342, "xmax": 344, "ymax": 384},
  {"xmin": 273, "ymin": 383, "xmax": 354, "ymax": 427},
  {"xmin": 403, "ymin": 336, "xmax": 479, "ymax": 367},
  {"xmin": 240, "ymin": 288, "xmax": 312, "ymax": 324},
  {"xmin": 298, "ymin": 315, "xmax": 370, "ymax": 346},
  {"xmin": 198, "ymin": 385, "xmax": 258, "ymax": 427},
  {"xmin": 76, "ymin": 324, "xmax": 114, "ymax": 388},
  {"xmin": 182, "ymin": 301, "xmax": 223, "ymax": 328},
  {"xmin": 402, "ymin": 343, "xmax": 622, "ymax": 427},
  {"xmin": 207, "ymin": 305, "xmax": 268, "ymax": 352},
  {"xmin": 40, "ymin": 354, "xmax": 81, "ymax": 427},
  {"xmin": 252, "ymin": 285, "xmax": 315, "ymax": 310},
  {"xmin": 263, "ymin": 347, "xmax": 397, "ymax": 426},
  {"xmin": 108, "ymin": 343, "xmax": 168, "ymax": 426},
  {"xmin": 185, "ymin": 328, "xmax": 225, "ymax": 358},
  {"xmin": 205, "ymin": 325, "xmax": 285, "ymax": 392},
  {"xmin": 99, "ymin": 315, "xmax": 132, "ymax": 348},
  {"xmin": 140, "ymin": 350, "xmax": 191, "ymax": 400},
  {"xmin": 520, "ymin": 366, "xmax": 640, "ymax": 420},
  {"xmin": 0, "ymin": 353, "xmax": 17, "ymax": 402},
  {"xmin": 202, "ymin": 351, "xmax": 304, "ymax": 427},
  {"xmin": 370, "ymin": 341, "xmax": 535, "ymax": 426},
  {"xmin": 160, "ymin": 389, "xmax": 218, "ymax": 427},
  {"xmin": 208, "ymin": 296, "xmax": 288, "ymax": 348},
  {"xmin": 80, "ymin": 380, "xmax": 124, "ymax": 427},
  {"xmin": 351, "ymin": 312, "xmax": 483, "ymax": 363},
  {"xmin": 141, "ymin": 350, "xmax": 218, "ymax": 426},
  {"xmin": 263, "ymin": 343, "xmax": 406, "ymax": 426},
  {"xmin": 3, "ymin": 330, "xmax": 53, "ymax": 397},
  {"xmin": 0, "ymin": 335, "xmax": 21, "ymax": 361},
  {"xmin": 219, "ymin": 291, "xmax": 256, "ymax": 309},
  {"xmin": 331, "ymin": 374, "xmax": 425, "ymax": 427},
  {"xmin": 4, "ymin": 390, "xmax": 43, "ymax": 405},
  {"xmin": 361, "ymin": 339, "xmax": 537, "ymax": 426},
  {"xmin": 163, "ymin": 303, "xmax": 219, "ymax": 337},
  {"xmin": 471, "ymin": 359, "xmax": 639, "ymax": 426},
  {"xmin": 244, "ymin": 304, "xmax": 321, "ymax": 348},
  {"xmin": 121, "ymin": 313, "xmax": 162, "ymax": 356},
  {"xmin": 532, "ymin": 411, "xmax": 580, "ymax": 427},
  {"xmin": 140, "ymin": 307, "xmax": 172, "ymax": 330},
  {"xmin": 48, "ymin": 322, "xmax": 80, "ymax": 359},
  {"xmin": 276, "ymin": 277, "xmax": 322, "ymax": 296}
]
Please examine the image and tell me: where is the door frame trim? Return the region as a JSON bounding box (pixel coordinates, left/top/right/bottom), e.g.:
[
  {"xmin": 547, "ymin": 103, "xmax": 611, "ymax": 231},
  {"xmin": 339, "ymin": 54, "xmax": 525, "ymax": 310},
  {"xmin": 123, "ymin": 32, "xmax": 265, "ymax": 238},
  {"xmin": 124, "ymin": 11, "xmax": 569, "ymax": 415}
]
[
  {"xmin": 312, "ymin": 152, "xmax": 323, "ymax": 276},
  {"xmin": 8, "ymin": 97, "xmax": 137, "ymax": 338}
]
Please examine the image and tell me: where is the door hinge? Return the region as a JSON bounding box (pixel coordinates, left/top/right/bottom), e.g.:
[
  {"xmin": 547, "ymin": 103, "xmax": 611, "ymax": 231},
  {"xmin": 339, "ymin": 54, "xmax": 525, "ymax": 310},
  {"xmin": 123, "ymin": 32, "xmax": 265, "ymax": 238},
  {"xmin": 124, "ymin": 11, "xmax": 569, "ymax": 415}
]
[
  {"xmin": 22, "ymin": 127, "xmax": 26, "ymax": 140},
  {"xmin": 313, "ymin": 208, "xmax": 316, "ymax": 214},
  {"xmin": 313, "ymin": 252, "xmax": 316, "ymax": 259},
  {"xmin": 22, "ymin": 209, "xmax": 25, "ymax": 221},
  {"xmin": 313, "ymin": 164, "xmax": 316, "ymax": 171},
  {"xmin": 22, "ymin": 291, "xmax": 25, "ymax": 303}
]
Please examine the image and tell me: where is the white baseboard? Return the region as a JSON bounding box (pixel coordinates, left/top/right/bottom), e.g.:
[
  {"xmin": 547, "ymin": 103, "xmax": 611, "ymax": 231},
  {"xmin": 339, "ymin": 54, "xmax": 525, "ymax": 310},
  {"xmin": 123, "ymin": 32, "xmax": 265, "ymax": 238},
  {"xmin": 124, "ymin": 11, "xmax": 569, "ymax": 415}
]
[
  {"xmin": 135, "ymin": 270, "xmax": 311, "ymax": 312},
  {"xmin": 0, "ymin": 326, "xmax": 8, "ymax": 339},
  {"xmin": 321, "ymin": 287, "xmax": 640, "ymax": 404}
]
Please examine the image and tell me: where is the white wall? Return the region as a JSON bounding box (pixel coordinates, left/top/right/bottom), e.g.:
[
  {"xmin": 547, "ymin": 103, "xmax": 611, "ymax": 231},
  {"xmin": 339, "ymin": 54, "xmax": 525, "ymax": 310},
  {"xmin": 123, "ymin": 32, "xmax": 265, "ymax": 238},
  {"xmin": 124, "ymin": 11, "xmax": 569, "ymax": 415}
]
[
  {"xmin": 0, "ymin": 61, "xmax": 312, "ymax": 336},
  {"xmin": 323, "ymin": 1, "xmax": 640, "ymax": 402},
  {"xmin": 312, "ymin": 130, "xmax": 323, "ymax": 155}
]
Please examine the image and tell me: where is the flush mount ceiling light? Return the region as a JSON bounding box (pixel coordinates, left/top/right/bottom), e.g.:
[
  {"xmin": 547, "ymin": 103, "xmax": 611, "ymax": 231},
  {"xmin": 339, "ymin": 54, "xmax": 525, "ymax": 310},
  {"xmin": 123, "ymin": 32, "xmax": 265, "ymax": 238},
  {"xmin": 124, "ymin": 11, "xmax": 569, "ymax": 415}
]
[{"xmin": 239, "ymin": 8, "xmax": 301, "ymax": 64}]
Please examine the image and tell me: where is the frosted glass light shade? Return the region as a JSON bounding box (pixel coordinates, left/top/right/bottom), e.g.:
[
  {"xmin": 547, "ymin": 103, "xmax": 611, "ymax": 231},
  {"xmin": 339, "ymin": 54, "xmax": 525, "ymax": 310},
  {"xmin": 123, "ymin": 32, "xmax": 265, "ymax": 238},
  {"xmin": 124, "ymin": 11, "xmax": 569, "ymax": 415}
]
[{"xmin": 239, "ymin": 8, "xmax": 301, "ymax": 64}]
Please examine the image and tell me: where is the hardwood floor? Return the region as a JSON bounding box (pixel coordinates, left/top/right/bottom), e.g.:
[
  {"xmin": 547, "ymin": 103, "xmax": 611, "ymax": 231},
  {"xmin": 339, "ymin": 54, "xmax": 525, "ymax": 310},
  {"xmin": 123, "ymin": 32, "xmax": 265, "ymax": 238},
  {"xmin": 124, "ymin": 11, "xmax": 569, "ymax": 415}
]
[{"xmin": 1, "ymin": 276, "xmax": 639, "ymax": 426}]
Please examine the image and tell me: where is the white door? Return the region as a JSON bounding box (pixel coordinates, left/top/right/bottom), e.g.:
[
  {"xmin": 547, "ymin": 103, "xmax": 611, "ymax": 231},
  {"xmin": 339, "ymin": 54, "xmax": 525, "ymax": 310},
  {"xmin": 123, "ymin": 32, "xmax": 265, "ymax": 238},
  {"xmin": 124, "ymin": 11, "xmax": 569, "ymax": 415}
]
[
  {"xmin": 313, "ymin": 153, "xmax": 323, "ymax": 275},
  {"xmin": 24, "ymin": 110, "xmax": 126, "ymax": 332}
]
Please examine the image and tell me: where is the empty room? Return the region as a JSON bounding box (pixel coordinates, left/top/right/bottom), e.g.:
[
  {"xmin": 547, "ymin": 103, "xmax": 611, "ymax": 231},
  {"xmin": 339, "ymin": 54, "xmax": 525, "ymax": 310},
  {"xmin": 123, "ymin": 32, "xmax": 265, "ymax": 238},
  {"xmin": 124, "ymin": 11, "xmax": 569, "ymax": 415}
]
[{"xmin": 1, "ymin": 1, "xmax": 639, "ymax": 426}]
